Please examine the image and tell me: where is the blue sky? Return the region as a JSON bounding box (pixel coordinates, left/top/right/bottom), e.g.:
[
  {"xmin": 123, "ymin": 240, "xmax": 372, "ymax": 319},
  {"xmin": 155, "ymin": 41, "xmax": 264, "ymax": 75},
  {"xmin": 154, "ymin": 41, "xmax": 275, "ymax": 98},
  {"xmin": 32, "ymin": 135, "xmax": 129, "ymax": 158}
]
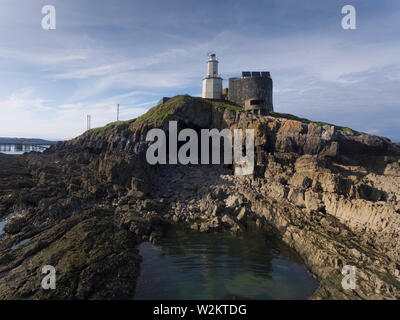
[{"xmin": 0, "ymin": 0, "xmax": 399, "ymax": 141}]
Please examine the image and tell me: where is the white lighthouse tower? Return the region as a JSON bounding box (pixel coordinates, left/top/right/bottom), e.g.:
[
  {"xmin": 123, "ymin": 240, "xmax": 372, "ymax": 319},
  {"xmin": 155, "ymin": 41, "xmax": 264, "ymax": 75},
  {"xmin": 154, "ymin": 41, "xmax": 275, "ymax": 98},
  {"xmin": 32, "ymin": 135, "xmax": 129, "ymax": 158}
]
[{"xmin": 202, "ymin": 53, "xmax": 222, "ymax": 99}]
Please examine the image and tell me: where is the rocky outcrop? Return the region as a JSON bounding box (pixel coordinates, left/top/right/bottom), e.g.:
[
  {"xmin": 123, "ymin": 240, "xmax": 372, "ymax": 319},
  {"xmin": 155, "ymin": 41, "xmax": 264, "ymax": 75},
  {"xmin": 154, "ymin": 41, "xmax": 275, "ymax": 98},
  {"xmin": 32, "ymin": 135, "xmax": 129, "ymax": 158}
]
[{"xmin": 0, "ymin": 95, "xmax": 399, "ymax": 299}]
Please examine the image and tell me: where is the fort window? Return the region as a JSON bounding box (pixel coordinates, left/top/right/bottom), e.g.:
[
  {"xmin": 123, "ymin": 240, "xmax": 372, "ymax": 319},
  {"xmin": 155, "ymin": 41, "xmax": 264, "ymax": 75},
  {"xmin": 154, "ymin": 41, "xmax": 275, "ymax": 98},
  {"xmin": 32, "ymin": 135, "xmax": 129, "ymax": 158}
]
[{"xmin": 250, "ymin": 99, "xmax": 264, "ymax": 105}]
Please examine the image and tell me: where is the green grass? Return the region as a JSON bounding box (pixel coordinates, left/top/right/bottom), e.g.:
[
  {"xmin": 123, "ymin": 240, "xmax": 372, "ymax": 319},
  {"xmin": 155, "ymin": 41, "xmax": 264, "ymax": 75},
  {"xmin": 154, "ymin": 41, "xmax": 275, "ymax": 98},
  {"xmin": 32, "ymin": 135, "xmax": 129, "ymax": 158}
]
[
  {"xmin": 87, "ymin": 95, "xmax": 245, "ymax": 134},
  {"xmin": 89, "ymin": 119, "xmax": 137, "ymax": 134},
  {"xmin": 131, "ymin": 95, "xmax": 192, "ymax": 126},
  {"xmin": 268, "ymin": 111, "xmax": 359, "ymax": 135},
  {"xmin": 209, "ymin": 100, "xmax": 245, "ymax": 113},
  {"xmin": 268, "ymin": 111, "xmax": 311, "ymax": 123},
  {"xmin": 86, "ymin": 95, "xmax": 360, "ymax": 136}
]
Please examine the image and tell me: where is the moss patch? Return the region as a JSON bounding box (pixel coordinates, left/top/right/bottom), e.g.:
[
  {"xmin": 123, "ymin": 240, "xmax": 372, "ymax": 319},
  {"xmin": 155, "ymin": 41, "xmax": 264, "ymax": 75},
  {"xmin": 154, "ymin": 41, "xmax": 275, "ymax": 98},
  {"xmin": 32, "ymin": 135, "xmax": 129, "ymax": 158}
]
[
  {"xmin": 86, "ymin": 95, "xmax": 360, "ymax": 136},
  {"xmin": 87, "ymin": 95, "xmax": 245, "ymax": 133},
  {"xmin": 268, "ymin": 111, "xmax": 360, "ymax": 135},
  {"xmin": 88, "ymin": 119, "xmax": 137, "ymax": 134},
  {"xmin": 209, "ymin": 100, "xmax": 245, "ymax": 113},
  {"xmin": 131, "ymin": 95, "xmax": 193, "ymax": 126}
]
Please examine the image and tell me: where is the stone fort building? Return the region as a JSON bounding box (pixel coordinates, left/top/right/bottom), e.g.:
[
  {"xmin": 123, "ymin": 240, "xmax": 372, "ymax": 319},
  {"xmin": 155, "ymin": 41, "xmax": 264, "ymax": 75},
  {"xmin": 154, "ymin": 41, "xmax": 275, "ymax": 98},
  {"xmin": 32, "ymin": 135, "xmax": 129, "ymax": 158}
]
[{"xmin": 201, "ymin": 53, "xmax": 274, "ymax": 114}]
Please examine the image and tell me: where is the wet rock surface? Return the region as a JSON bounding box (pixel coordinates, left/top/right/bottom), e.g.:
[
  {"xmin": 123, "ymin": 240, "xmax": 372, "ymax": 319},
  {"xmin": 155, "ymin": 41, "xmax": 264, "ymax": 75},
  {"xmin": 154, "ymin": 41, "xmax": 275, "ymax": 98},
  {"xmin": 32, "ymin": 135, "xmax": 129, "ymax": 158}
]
[{"xmin": 0, "ymin": 95, "xmax": 399, "ymax": 299}]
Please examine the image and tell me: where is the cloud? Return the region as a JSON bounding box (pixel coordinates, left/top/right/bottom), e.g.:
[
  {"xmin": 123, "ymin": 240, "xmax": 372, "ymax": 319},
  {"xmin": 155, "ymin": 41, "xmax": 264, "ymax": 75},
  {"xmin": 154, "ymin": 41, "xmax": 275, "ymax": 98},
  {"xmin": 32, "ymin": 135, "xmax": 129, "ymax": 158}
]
[
  {"xmin": 0, "ymin": 88, "xmax": 50, "ymax": 113},
  {"xmin": 54, "ymin": 48, "xmax": 189, "ymax": 80},
  {"xmin": 0, "ymin": 49, "xmax": 88, "ymax": 67},
  {"xmin": 274, "ymin": 65, "xmax": 400, "ymax": 140},
  {"xmin": 0, "ymin": 0, "xmax": 399, "ymax": 141},
  {"xmin": 0, "ymin": 88, "xmax": 158, "ymax": 140}
]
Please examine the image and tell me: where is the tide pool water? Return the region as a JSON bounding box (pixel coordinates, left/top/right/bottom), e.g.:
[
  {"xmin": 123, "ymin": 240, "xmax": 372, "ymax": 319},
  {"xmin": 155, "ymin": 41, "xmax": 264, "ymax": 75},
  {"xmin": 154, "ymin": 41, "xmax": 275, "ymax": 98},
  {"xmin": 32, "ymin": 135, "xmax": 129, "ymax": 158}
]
[
  {"xmin": 0, "ymin": 221, "xmax": 6, "ymax": 236},
  {"xmin": 134, "ymin": 226, "xmax": 317, "ymax": 300}
]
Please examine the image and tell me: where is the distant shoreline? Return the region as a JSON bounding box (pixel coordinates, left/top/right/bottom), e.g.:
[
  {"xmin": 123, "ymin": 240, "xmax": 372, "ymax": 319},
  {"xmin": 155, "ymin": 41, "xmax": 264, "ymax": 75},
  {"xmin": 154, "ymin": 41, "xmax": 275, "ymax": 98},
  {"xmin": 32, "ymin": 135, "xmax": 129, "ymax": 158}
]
[{"xmin": 0, "ymin": 137, "xmax": 59, "ymax": 145}]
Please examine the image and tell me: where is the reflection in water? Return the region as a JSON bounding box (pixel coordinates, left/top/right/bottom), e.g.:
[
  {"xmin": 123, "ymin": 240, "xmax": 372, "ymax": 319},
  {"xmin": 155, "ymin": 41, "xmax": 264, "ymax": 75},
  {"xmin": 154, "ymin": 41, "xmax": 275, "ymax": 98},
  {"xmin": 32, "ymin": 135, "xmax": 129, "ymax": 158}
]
[
  {"xmin": 134, "ymin": 226, "xmax": 318, "ymax": 300},
  {"xmin": 0, "ymin": 221, "xmax": 6, "ymax": 236},
  {"xmin": 11, "ymin": 238, "xmax": 32, "ymax": 250},
  {"xmin": 0, "ymin": 144, "xmax": 50, "ymax": 155}
]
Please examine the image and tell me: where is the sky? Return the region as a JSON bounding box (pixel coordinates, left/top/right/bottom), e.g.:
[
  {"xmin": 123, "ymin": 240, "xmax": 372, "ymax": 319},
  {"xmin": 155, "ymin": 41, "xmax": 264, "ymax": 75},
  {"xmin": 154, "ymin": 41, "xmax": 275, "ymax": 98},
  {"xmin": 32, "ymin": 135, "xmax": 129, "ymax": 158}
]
[{"xmin": 0, "ymin": 0, "xmax": 399, "ymax": 141}]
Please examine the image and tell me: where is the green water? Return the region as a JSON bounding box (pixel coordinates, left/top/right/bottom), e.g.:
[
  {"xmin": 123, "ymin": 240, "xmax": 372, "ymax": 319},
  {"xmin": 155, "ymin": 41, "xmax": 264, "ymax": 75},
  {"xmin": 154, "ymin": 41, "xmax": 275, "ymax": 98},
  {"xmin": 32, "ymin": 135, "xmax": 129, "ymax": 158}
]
[
  {"xmin": 134, "ymin": 226, "xmax": 318, "ymax": 300},
  {"xmin": 0, "ymin": 221, "xmax": 6, "ymax": 235}
]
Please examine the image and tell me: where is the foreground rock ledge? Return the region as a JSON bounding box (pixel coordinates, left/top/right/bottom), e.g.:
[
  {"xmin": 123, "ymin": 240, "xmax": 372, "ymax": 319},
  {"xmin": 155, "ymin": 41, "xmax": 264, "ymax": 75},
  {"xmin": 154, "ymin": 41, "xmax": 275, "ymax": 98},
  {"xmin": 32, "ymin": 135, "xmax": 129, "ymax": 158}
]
[{"xmin": 0, "ymin": 95, "xmax": 399, "ymax": 300}]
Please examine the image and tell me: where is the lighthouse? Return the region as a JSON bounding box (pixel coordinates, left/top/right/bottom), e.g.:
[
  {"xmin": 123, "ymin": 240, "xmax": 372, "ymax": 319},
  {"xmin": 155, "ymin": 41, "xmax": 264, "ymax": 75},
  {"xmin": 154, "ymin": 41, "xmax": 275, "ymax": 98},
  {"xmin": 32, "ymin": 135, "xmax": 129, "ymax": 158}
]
[{"xmin": 202, "ymin": 53, "xmax": 222, "ymax": 99}]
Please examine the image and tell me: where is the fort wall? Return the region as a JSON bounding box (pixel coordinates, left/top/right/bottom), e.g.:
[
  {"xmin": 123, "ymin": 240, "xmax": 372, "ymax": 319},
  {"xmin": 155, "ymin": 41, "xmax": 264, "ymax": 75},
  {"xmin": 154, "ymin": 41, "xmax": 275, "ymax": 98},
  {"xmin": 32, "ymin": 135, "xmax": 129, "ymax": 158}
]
[{"xmin": 228, "ymin": 74, "xmax": 273, "ymax": 114}]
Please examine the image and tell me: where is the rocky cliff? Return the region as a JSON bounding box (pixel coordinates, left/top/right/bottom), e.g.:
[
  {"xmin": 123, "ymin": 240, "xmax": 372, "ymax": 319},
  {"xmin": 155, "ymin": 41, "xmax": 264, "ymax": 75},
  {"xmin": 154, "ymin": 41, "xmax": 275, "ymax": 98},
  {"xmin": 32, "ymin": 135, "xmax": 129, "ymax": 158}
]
[{"xmin": 0, "ymin": 95, "xmax": 399, "ymax": 299}]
